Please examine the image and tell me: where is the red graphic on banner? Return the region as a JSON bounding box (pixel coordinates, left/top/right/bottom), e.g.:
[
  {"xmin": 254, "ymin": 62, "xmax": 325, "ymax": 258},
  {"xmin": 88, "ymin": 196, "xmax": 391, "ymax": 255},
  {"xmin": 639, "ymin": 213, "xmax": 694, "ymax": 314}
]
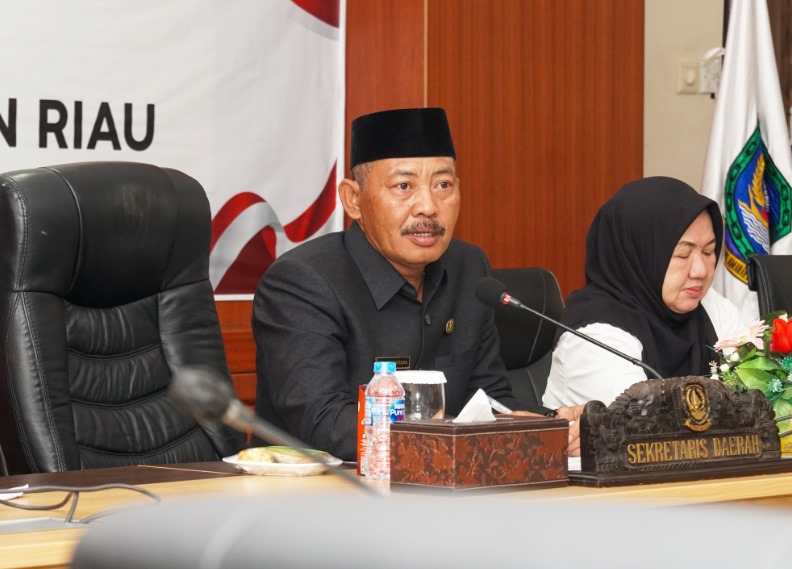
[
  {"xmin": 210, "ymin": 162, "xmax": 338, "ymax": 294},
  {"xmin": 291, "ymin": 0, "xmax": 339, "ymax": 28}
]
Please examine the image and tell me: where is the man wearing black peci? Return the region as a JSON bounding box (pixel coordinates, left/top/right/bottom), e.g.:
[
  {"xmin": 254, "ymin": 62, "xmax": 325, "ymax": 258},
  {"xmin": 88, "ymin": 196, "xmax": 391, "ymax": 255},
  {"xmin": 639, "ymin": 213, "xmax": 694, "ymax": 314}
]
[{"xmin": 253, "ymin": 108, "xmax": 581, "ymax": 461}]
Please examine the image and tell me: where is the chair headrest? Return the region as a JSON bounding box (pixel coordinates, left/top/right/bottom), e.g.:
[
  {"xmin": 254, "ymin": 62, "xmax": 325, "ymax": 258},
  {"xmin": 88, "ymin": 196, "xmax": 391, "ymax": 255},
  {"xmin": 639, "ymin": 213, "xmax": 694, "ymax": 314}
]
[
  {"xmin": 747, "ymin": 254, "xmax": 792, "ymax": 315},
  {"xmin": 0, "ymin": 161, "xmax": 211, "ymax": 308},
  {"xmin": 490, "ymin": 268, "xmax": 564, "ymax": 369}
]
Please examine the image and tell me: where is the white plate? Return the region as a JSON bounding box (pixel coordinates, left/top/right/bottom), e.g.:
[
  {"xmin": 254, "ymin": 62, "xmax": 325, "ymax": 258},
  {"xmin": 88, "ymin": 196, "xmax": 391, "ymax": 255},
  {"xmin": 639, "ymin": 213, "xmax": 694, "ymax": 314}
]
[{"xmin": 223, "ymin": 450, "xmax": 342, "ymax": 477}]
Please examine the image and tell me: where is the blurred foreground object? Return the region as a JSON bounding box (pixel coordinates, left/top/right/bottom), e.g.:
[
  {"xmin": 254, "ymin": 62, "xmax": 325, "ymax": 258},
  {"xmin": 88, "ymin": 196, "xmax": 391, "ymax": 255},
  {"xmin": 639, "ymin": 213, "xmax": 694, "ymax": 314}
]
[{"xmin": 71, "ymin": 493, "xmax": 788, "ymax": 569}]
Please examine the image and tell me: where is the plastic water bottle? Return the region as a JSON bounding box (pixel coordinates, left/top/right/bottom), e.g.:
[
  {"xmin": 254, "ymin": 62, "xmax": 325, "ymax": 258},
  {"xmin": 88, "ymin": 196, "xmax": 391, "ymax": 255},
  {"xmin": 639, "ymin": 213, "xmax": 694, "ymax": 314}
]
[{"xmin": 364, "ymin": 361, "xmax": 404, "ymax": 481}]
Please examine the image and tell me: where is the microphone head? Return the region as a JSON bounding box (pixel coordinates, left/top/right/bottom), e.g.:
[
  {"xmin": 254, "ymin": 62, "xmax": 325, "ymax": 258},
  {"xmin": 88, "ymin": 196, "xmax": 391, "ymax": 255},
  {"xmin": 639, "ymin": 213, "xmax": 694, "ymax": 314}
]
[
  {"xmin": 169, "ymin": 366, "xmax": 238, "ymax": 424},
  {"xmin": 475, "ymin": 277, "xmax": 507, "ymax": 307}
]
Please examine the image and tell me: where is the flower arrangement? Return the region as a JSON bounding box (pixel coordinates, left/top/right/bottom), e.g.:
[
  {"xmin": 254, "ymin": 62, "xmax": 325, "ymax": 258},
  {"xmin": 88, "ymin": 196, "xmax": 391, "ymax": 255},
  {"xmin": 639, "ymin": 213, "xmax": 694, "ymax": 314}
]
[{"xmin": 711, "ymin": 311, "xmax": 792, "ymax": 453}]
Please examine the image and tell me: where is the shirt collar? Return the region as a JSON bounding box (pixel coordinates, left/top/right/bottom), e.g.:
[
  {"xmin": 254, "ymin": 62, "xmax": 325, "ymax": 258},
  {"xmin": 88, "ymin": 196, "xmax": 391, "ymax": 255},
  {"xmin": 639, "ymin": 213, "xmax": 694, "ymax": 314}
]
[{"xmin": 346, "ymin": 222, "xmax": 447, "ymax": 309}]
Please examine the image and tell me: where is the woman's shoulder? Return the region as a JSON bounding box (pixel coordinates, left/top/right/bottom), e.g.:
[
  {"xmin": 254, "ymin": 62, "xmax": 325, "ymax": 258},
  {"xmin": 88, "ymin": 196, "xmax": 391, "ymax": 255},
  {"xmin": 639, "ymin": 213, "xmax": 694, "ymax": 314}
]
[
  {"xmin": 701, "ymin": 288, "xmax": 744, "ymax": 337},
  {"xmin": 557, "ymin": 322, "xmax": 644, "ymax": 356}
]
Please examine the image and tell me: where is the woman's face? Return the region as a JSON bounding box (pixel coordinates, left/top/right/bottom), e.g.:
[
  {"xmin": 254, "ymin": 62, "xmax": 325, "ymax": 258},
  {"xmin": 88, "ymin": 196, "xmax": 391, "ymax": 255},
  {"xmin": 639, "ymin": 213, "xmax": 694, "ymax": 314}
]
[{"xmin": 661, "ymin": 211, "xmax": 717, "ymax": 314}]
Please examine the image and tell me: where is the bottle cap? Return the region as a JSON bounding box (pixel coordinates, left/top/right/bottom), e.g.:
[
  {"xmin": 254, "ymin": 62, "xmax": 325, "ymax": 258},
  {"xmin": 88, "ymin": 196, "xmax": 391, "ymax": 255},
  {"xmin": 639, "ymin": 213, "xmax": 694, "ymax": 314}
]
[{"xmin": 373, "ymin": 361, "xmax": 396, "ymax": 373}]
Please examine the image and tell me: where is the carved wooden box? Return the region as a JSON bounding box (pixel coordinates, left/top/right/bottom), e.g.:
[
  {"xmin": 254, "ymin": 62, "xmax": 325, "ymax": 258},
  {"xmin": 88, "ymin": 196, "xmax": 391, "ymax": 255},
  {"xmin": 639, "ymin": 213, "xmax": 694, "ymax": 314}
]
[{"xmin": 389, "ymin": 415, "xmax": 568, "ymax": 491}]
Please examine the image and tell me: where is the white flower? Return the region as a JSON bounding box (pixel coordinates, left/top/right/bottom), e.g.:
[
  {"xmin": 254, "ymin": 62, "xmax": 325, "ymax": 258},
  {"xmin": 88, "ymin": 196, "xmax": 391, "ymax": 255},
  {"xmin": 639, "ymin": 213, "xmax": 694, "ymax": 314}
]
[
  {"xmin": 710, "ymin": 374, "xmax": 719, "ymax": 380},
  {"xmin": 719, "ymin": 363, "xmax": 731, "ymax": 372},
  {"xmin": 714, "ymin": 319, "xmax": 769, "ymax": 352},
  {"xmin": 729, "ymin": 352, "xmax": 740, "ymax": 362}
]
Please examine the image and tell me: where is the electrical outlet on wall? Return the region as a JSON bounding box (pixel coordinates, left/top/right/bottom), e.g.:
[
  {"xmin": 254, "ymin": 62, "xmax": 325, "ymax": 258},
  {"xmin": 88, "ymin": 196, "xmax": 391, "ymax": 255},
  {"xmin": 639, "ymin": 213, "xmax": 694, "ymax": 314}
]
[{"xmin": 677, "ymin": 61, "xmax": 699, "ymax": 94}]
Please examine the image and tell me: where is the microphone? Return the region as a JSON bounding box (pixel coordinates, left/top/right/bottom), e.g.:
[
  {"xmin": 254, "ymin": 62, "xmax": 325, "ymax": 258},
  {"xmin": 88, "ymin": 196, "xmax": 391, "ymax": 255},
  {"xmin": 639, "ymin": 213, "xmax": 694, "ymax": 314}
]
[
  {"xmin": 168, "ymin": 367, "xmax": 379, "ymax": 495},
  {"xmin": 475, "ymin": 277, "xmax": 663, "ymax": 380}
]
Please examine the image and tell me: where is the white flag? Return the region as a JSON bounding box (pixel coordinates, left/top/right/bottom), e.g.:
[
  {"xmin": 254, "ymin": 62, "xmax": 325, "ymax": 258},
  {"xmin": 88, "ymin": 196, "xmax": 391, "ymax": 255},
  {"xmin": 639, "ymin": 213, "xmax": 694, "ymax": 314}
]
[{"xmin": 701, "ymin": 0, "xmax": 792, "ymax": 324}]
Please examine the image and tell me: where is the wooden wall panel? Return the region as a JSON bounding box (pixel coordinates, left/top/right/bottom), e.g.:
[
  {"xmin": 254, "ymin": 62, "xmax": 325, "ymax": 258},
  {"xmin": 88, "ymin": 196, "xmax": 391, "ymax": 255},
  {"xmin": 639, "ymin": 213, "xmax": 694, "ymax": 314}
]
[
  {"xmin": 343, "ymin": 0, "xmax": 426, "ymax": 179},
  {"xmin": 216, "ymin": 300, "xmax": 256, "ymax": 406},
  {"xmin": 427, "ymin": 0, "xmax": 644, "ymax": 297}
]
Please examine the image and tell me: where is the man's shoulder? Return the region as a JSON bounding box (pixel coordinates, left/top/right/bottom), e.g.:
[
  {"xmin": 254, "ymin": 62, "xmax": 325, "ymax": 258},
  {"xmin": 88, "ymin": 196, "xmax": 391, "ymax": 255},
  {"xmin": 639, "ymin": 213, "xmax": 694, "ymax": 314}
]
[
  {"xmin": 434, "ymin": 239, "xmax": 490, "ymax": 294},
  {"xmin": 258, "ymin": 231, "xmax": 352, "ymax": 292},
  {"xmin": 275, "ymin": 231, "xmax": 346, "ymax": 263},
  {"xmin": 274, "ymin": 231, "xmax": 359, "ymax": 274},
  {"xmin": 444, "ymin": 238, "xmax": 487, "ymax": 264}
]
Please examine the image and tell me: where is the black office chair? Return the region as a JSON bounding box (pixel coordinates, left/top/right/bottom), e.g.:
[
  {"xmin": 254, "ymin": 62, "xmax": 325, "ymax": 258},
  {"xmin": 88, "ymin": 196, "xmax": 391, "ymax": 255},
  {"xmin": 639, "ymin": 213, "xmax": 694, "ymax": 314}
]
[
  {"xmin": 747, "ymin": 254, "xmax": 792, "ymax": 315},
  {"xmin": 0, "ymin": 442, "xmax": 7, "ymax": 476},
  {"xmin": 0, "ymin": 161, "xmax": 243, "ymax": 474},
  {"xmin": 490, "ymin": 268, "xmax": 564, "ymax": 407}
]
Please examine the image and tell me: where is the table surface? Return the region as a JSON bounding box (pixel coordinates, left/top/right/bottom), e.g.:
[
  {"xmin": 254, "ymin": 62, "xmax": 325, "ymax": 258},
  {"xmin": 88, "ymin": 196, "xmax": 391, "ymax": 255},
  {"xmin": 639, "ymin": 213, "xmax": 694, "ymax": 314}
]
[{"xmin": 2, "ymin": 460, "xmax": 792, "ymax": 569}]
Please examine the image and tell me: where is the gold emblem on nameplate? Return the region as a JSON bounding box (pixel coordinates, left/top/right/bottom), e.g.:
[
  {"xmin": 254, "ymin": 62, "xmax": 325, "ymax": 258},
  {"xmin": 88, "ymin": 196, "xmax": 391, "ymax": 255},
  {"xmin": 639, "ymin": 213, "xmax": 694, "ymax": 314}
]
[
  {"xmin": 683, "ymin": 381, "xmax": 712, "ymax": 432},
  {"xmin": 444, "ymin": 319, "xmax": 455, "ymax": 335}
]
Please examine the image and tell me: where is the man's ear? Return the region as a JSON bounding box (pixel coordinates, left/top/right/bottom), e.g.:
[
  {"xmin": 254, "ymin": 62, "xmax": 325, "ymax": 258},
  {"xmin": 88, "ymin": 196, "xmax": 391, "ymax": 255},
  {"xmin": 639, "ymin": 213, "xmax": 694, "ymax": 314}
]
[{"xmin": 339, "ymin": 178, "xmax": 362, "ymax": 220}]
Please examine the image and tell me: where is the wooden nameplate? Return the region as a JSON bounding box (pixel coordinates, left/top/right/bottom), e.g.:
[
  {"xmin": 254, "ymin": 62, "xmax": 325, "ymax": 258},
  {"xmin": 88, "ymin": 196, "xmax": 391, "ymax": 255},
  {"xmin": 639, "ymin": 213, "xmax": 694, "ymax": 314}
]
[
  {"xmin": 573, "ymin": 376, "xmax": 784, "ymax": 487},
  {"xmin": 570, "ymin": 455, "xmax": 792, "ymax": 487}
]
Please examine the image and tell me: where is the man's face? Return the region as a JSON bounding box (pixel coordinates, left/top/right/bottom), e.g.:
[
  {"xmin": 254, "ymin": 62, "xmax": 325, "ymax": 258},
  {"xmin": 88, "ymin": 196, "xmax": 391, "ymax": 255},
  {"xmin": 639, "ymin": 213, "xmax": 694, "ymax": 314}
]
[{"xmin": 344, "ymin": 156, "xmax": 460, "ymax": 278}]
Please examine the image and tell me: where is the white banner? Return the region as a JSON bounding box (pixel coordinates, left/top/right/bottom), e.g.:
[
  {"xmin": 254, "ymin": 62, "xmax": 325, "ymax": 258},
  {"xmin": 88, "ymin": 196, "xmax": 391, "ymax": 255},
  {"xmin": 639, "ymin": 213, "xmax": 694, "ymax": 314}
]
[
  {"xmin": 0, "ymin": 0, "xmax": 346, "ymax": 296},
  {"xmin": 701, "ymin": 0, "xmax": 792, "ymax": 323}
]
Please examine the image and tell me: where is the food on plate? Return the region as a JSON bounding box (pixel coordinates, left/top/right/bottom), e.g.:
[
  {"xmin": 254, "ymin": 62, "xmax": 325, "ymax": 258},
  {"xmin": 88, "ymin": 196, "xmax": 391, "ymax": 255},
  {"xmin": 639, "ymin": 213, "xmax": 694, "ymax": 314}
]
[
  {"xmin": 267, "ymin": 446, "xmax": 315, "ymax": 464},
  {"xmin": 236, "ymin": 447, "xmax": 275, "ymax": 463},
  {"xmin": 235, "ymin": 446, "xmax": 317, "ymax": 464},
  {"xmin": 225, "ymin": 446, "xmax": 341, "ymax": 476}
]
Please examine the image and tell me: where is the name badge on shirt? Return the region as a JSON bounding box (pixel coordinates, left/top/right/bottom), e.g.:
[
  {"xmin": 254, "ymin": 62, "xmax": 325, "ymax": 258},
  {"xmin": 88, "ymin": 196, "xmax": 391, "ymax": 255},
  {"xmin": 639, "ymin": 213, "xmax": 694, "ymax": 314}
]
[{"xmin": 375, "ymin": 356, "xmax": 411, "ymax": 370}]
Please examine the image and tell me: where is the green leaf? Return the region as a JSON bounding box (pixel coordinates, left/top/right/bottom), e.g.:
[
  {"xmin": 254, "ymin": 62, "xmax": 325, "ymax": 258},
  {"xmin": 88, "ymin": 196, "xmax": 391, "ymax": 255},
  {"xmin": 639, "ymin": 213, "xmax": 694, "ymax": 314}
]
[
  {"xmin": 782, "ymin": 387, "xmax": 792, "ymax": 400},
  {"xmin": 773, "ymin": 399, "xmax": 792, "ymax": 433},
  {"xmin": 735, "ymin": 368, "xmax": 773, "ymax": 395},
  {"xmin": 762, "ymin": 310, "xmax": 788, "ymax": 325},
  {"xmin": 736, "ymin": 356, "xmax": 782, "ymax": 371},
  {"xmin": 721, "ymin": 371, "xmax": 747, "ymax": 392}
]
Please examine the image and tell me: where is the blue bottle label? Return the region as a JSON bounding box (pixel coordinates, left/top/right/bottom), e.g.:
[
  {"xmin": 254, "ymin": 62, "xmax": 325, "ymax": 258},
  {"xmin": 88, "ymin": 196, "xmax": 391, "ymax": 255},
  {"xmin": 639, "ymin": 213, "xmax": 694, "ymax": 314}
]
[
  {"xmin": 390, "ymin": 399, "xmax": 405, "ymax": 423},
  {"xmin": 366, "ymin": 398, "xmax": 405, "ymax": 424}
]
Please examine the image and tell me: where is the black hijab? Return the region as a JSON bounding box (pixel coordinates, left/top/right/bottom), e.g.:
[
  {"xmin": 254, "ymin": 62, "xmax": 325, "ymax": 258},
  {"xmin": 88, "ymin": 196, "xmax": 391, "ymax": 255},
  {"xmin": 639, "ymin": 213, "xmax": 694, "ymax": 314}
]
[{"xmin": 561, "ymin": 177, "xmax": 724, "ymax": 378}]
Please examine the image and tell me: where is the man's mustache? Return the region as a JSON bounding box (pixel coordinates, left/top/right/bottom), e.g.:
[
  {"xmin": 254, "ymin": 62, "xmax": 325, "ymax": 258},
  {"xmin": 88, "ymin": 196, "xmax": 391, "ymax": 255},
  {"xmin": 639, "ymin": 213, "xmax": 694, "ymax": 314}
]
[{"xmin": 401, "ymin": 220, "xmax": 446, "ymax": 236}]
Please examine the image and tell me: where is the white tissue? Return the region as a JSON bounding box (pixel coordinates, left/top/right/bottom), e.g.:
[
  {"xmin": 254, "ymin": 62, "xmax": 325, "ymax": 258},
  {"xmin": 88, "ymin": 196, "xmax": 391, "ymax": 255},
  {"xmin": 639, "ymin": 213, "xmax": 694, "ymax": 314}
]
[{"xmin": 452, "ymin": 389, "xmax": 496, "ymax": 423}]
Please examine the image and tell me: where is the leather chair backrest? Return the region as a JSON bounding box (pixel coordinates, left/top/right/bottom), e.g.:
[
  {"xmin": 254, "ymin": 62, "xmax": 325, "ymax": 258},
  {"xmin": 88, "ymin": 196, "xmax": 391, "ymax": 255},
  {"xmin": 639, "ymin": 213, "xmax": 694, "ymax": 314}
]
[
  {"xmin": 0, "ymin": 443, "xmax": 7, "ymax": 476},
  {"xmin": 747, "ymin": 254, "xmax": 792, "ymax": 315},
  {"xmin": 0, "ymin": 161, "xmax": 242, "ymax": 474},
  {"xmin": 490, "ymin": 268, "xmax": 564, "ymax": 407}
]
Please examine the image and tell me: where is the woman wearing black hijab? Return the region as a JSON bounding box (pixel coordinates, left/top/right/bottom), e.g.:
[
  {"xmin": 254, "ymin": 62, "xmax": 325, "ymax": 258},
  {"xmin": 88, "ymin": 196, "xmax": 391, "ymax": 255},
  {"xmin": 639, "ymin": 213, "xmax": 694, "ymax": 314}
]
[{"xmin": 543, "ymin": 177, "xmax": 744, "ymax": 410}]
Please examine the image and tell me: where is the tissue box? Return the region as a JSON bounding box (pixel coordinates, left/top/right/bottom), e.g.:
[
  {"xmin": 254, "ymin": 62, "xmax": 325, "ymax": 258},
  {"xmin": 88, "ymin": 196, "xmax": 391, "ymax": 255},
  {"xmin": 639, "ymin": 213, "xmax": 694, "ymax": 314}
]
[{"xmin": 390, "ymin": 415, "xmax": 569, "ymax": 491}]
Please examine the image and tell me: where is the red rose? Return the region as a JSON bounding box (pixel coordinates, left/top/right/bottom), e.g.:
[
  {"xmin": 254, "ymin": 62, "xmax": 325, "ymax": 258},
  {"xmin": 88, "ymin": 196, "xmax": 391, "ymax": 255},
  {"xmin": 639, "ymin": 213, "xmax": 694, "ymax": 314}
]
[{"xmin": 770, "ymin": 318, "xmax": 792, "ymax": 355}]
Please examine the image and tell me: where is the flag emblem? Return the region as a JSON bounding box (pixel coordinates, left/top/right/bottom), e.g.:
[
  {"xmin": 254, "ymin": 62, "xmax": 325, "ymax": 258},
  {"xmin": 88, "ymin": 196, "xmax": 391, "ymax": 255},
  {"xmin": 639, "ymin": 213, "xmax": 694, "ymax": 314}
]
[{"xmin": 723, "ymin": 124, "xmax": 792, "ymax": 284}]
